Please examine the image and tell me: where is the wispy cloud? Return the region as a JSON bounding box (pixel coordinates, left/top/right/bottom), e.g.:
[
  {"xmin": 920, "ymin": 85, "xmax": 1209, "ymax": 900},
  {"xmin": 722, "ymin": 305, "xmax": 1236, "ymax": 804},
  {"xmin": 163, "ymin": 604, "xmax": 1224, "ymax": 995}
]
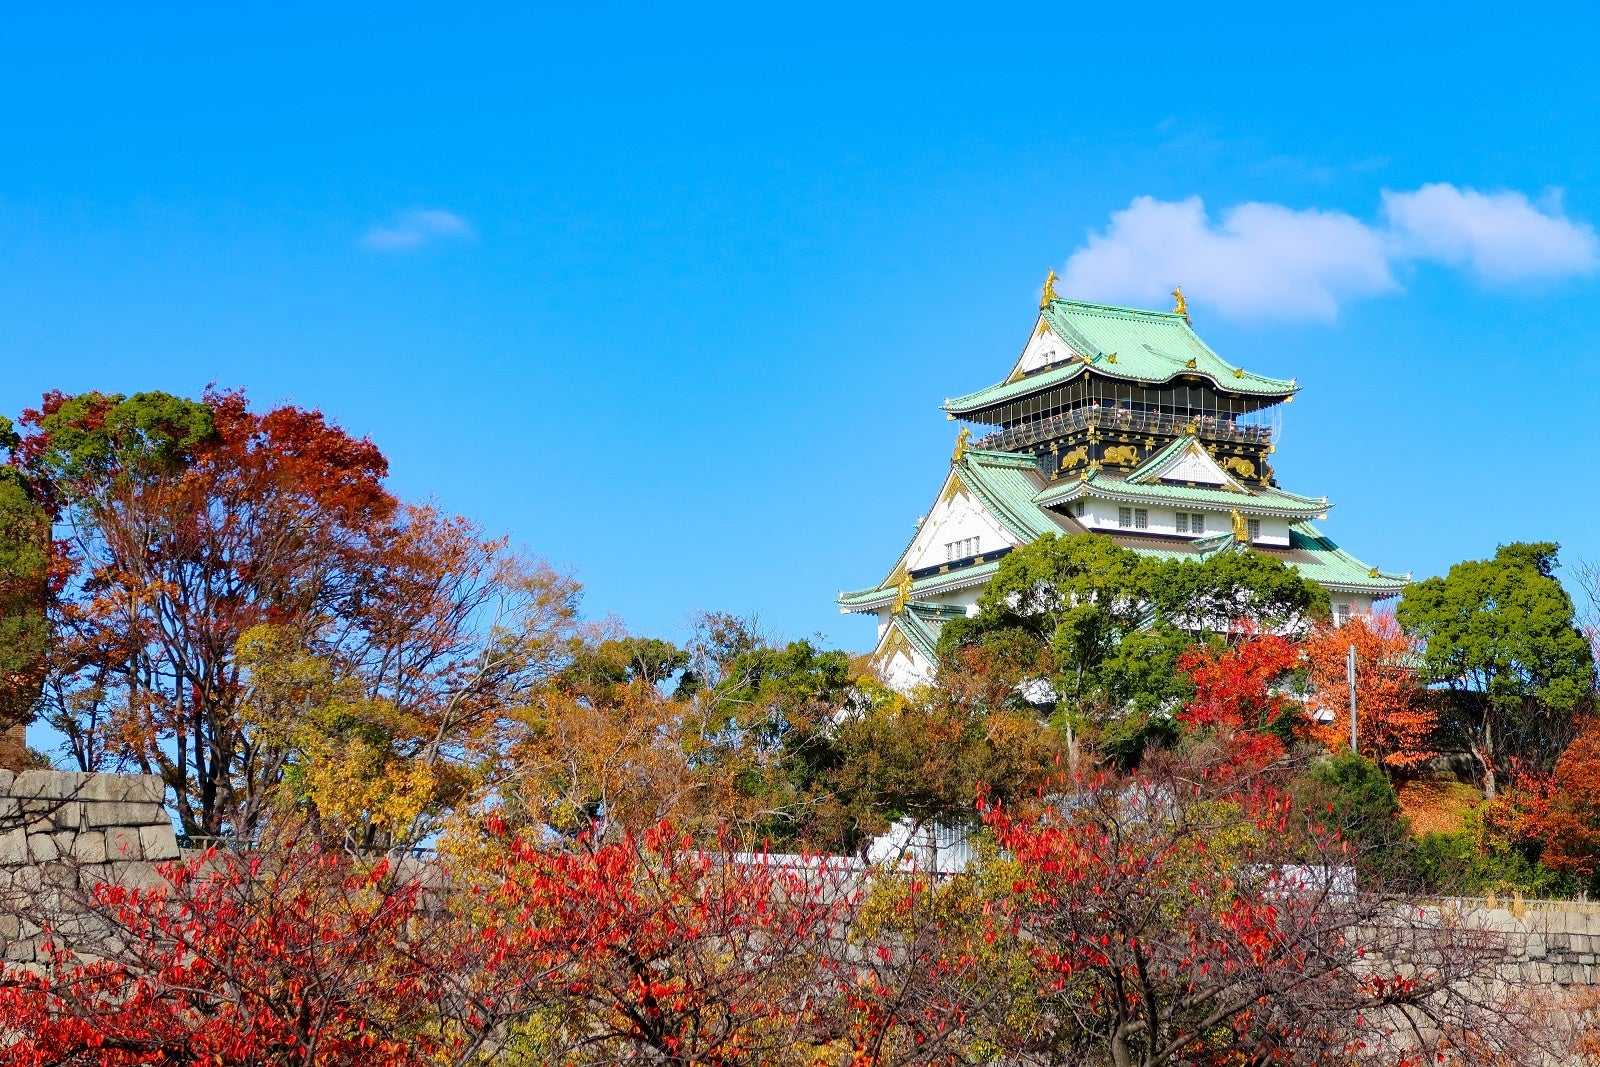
[
  {"xmin": 1059, "ymin": 184, "xmax": 1597, "ymax": 321},
  {"xmin": 362, "ymin": 209, "xmax": 474, "ymax": 251}
]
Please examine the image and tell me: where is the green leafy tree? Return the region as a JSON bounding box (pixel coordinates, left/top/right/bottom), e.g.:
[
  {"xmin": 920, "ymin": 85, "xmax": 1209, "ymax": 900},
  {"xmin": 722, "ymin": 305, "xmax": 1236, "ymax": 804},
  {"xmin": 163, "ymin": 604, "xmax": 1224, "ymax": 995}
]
[
  {"xmin": 1397, "ymin": 541, "xmax": 1596, "ymax": 797},
  {"xmin": 937, "ymin": 533, "xmax": 1326, "ymax": 766},
  {"xmin": 0, "ymin": 418, "xmax": 49, "ymax": 772}
]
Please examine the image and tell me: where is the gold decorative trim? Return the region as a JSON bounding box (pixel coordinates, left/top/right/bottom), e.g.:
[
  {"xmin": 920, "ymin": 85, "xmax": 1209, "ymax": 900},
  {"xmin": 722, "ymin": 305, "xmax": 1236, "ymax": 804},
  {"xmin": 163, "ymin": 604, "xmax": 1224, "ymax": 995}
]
[{"xmin": 1040, "ymin": 269, "xmax": 1059, "ymax": 309}]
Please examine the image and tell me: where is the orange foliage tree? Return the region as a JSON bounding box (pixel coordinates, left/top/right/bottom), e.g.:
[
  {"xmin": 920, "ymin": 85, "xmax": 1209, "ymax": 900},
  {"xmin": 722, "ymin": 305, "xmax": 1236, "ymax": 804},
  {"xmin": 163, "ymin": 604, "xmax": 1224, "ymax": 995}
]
[
  {"xmin": 1302, "ymin": 614, "xmax": 1436, "ymax": 770},
  {"xmin": 11, "ymin": 389, "xmax": 581, "ymax": 840},
  {"xmin": 1518, "ymin": 713, "xmax": 1600, "ymax": 880}
]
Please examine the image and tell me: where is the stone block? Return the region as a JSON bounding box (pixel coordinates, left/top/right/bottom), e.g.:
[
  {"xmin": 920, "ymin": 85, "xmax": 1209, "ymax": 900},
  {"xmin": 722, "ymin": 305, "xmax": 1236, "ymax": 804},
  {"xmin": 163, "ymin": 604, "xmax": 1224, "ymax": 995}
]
[
  {"xmin": 0, "ymin": 827, "xmax": 27, "ymax": 865},
  {"xmin": 109, "ymin": 861, "xmax": 169, "ymax": 890},
  {"xmin": 0, "ymin": 913, "xmax": 19, "ymax": 939},
  {"xmin": 0, "ymin": 769, "xmax": 14, "ymax": 795},
  {"xmin": 75, "ymin": 773, "xmax": 164, "ymax": 805},
  {"xmin": 1556, "ymin": 964, "xmax": 1578, "ymax": 985},
  {"xmin": 12, "ymin": 770, "xmax": 90, "ymax": 800},
  {"xmin": 0, "ymin": 797, "xmax": 19, "ymax": 822},
  {"xmin": 25, "ymin": 830, "xmax": 58, "ymax": 863},
  {"xmin": 3, "ymin": 939, "xmax": 35, "ymax": 962},
  {"xmin": 78, "ymin": 863, "xmax": 115, "ymax": 890},
  {"xmin": 1526, "ymin": 934, "xmax": 1547, "ymax": 959},
  {"xmin": 138, "ymin": 823, "xmax": 180, "ymax": 862},
  {"xmin": 48, "ymin": 801, "xmax": 85, "ymax": 832},
  {"xmin": 105, "ymin": 827, "xmax": 142, "ymax": 861},
  {"xmin": 72, "ymin": 830, "xmax": 107, "ymax": 865},
  {"xmin": 86, "ymin": 802, "xmax": 167, "ymax": 829}
]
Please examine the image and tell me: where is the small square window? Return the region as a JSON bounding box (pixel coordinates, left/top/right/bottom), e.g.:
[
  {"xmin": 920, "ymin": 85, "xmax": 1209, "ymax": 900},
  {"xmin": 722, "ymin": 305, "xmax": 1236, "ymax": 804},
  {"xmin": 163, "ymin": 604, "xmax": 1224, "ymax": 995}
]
[
  {"xmin": 1192, "ymin": 513, "xmax": 1205, "ymax": 534},
  {"xmin": 1246, "ymin": 518, "xmax": 1261, "ymax": 542},
  {"xmin": 1176, "ymin": 513, "xmax": 1189, "ymax": 534},
  {"xmin": 1118, "ymin": 506, "xmax": 1133, "ymax": 528},
  {"xmin": 1072, "ymin": 500, "xmax": 1086, "ymax": 518},
  {"xmin": 1134, "ymin": 508, "xmax": 1148, "ymax": 529}
]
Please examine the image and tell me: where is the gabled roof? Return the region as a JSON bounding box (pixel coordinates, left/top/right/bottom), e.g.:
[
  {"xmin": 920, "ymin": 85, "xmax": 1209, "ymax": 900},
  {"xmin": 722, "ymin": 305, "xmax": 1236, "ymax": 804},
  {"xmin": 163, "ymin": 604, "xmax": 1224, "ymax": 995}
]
[
  {"xmin": 957, "ymin": 448, "xmax": 1075, "ymax": 542},
  {"xmin": 888, "ymin": 602, "xmax": 965, "ymax": 663},
  {"xmin": 840, "ymin": 559, "xmax": 1004, "ymax": 612},
  {"xmin": 944, "ymin": 299, "xmax": 1296, "ymax": 417},
  {"xmin": 1125, "ymin": 434, "xmax": 1240, "ymax": 488},
  {"xmin": 1034, "ymin": 468, "xmax": 1331, "ymax": 520},
  {"xmin": 838, "ymin": 448, "xmax": 1081, "ymax": 611}
]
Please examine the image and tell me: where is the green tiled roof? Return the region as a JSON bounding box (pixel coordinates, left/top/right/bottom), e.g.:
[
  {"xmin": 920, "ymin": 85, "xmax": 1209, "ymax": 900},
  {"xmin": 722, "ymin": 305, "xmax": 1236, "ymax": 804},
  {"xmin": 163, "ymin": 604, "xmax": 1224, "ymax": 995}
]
[
  {"xmin": 1035, "ymin": 469, "xmax": 1330, "ymax": 519},
  {"xmin": 1284, "ymin": 522, "xmax": 1409, "ymax": 594},
  {"xmin": 839, "ymin": 559, "xmax": 1004, "ymax": 612},
  {"xmin": 1101, "ymin": 524, "xmax": 1406, "ymax": 596},
  {"xmin": 891, "ymin": 602, "xmax": 965, "ymax": 662},
  {"xmin": 944, "ymin": 299, "xmax": 1296, "ymax": 416},
  {"xmin": 958, "ymin": 449, "xmax": 1071, "ymax": 541},
  {"xmin": 839, "ymin": 442, "xmax": 1403, "ymax": 614}
]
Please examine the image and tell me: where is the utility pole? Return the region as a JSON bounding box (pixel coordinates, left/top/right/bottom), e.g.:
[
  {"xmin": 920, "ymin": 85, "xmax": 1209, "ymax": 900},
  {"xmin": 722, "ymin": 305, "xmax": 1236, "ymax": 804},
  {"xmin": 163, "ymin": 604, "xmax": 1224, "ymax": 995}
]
[{"xmin": 1346, "ymin": 643, "xmax": 1358, "ymax": 752}]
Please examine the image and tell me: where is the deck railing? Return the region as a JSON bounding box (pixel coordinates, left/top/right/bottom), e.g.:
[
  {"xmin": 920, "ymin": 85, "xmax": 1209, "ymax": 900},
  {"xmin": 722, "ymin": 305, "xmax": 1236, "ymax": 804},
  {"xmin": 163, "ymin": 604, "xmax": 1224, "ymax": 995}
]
[{"xmin": 974, "ymin": 407, "xmax": 1275, "ymax": 452}]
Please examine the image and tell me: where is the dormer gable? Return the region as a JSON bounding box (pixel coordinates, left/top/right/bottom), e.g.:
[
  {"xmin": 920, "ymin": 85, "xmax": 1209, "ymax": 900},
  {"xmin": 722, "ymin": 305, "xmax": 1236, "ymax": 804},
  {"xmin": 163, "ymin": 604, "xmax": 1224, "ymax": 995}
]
[
  {"xmin": 1128, "ymin": 437, "xmax": 1248, "ymax": 491},
  {"xmin": 1008, "ymin": 316, "xmax": 1083, "ymax": 381}
]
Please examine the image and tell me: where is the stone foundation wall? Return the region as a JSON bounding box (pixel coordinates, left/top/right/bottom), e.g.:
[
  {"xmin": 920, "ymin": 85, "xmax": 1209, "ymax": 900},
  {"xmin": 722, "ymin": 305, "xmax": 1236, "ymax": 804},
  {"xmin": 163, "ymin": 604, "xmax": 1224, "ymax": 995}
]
[{"xmin": 0, "ymin": 769, "xmax": 179, "ymax": 965}]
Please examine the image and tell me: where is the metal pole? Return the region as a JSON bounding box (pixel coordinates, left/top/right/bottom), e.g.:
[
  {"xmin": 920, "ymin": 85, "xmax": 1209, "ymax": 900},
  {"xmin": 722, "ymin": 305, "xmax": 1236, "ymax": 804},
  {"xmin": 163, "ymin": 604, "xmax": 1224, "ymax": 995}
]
[{"xmin": 1346, "ymin": 643, "xmax": 1358, "ymax": 752}]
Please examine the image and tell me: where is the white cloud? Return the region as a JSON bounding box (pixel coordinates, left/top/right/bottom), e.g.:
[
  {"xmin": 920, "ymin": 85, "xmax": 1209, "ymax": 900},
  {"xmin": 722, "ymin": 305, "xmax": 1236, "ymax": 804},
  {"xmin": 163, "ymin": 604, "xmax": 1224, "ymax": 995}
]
[
  {"xmin": 1382, "ymin": 184, "xmax": 1598, "ymax": 283},
  {"xmin": 363, "ymin": 209, "xmax": 474, "ymax": 251},
  {"xmin": 1060, "ymin": 195, "xmax": 1394, "ymax": 321},
  {"xmin": 1060, "ymin": 184, "xmax": 1595, "ymax": 321}
]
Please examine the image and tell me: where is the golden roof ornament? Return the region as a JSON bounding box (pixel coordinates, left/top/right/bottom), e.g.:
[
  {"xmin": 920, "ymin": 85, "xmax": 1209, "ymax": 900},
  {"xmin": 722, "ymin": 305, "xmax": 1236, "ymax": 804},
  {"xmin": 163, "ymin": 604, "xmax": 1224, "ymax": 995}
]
[
  {"xmin": 953, "ymin": 427, "xmax": 971, "ymax": 463},
  {"xmin": 1040, "ymin": 269, "xmax": 1060, "ymax": 310},
  {"xmin": 1172, "ymin": 285, "xmax": 1189, "ymax": 320},
  {"xmin": 1231, "ymin": 508, "xmax": 1249, "ymax": 543},
  {"xmin": 891, "ymin": 570, "xmax": 914, "ymax": 615}
]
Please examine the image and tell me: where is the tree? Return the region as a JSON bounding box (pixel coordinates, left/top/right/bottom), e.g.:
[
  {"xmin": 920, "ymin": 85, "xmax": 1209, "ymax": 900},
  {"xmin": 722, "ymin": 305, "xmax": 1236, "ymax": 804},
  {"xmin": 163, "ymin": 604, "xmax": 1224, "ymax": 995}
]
[
  {"xmin": 871, "ymin": 751, "xmax": 1539, "ymax": 1067},
  {"xmin": 1518, "ymin": 712, "xmax": 1600, "ymax": 884},
  {"xmin": 466, "ymin": 821, "xmax": 864, "ymax": 1066},
  {"xmin": 0, "ymin": 425, "xmax": 49, "ymax": 773},
  {"xmin": 0, "ymin": 843, "xmax": 472, "ymax": 1066},
  {"xmin": 12, "ymin": 389, "xmax": 583, "ymax": 841},
  {"xmin": 1302, "ymin": 614, "xmax": 1437, "ymax": 770},
  {"xmin": 937, "ymin": 535, "xmax": 1327, "ymax": 770},
  {"xmin": 1397, "ymin": 542, "xmax": 1596, "ymax": 797}
]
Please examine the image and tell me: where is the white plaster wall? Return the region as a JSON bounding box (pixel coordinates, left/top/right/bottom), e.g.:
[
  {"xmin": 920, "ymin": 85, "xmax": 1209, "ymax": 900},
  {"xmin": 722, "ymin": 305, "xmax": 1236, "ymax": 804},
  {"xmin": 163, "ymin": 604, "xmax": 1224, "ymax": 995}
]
[
  {"xmin": 1330, "ymin": 595, "xmax": 1375, "ymax": 625},
  {"xmin": 903, "ymin": 485, "xmax": 1016, "ymax": 572},
  {"xmin": 1011, "ymin": 321, "xmax": 1079, "ymax": 377},
  {"xmin": 1070, "ymin": 496, "xmax": 1290, "ymax": 546},
  {"xmin": 881, "ymin": 645, "xmax": 934, "ymax": 692}
]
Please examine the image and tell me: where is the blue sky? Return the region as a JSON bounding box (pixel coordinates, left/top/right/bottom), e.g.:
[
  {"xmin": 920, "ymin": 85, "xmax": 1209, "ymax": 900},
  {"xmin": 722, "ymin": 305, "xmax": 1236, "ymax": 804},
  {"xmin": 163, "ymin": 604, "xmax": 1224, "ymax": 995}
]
[{"xmin": 2, "ymin": 3, "xmax": 1598, "ymax": 649}]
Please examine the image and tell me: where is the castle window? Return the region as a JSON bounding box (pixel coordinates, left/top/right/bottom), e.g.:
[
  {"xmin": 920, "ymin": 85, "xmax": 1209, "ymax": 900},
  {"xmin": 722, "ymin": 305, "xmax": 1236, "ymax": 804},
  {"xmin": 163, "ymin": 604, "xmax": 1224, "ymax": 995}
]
[
  {"xmin": 945, "ymin": 537, "xmax": 979, "ymax": 560},
  {"xmin": 1247, "ymin": 518, "xmax": 1261, "ymax": 542},
  {"xmin": 1118, "ymin": 507, "xmax": 1133, "ymax": 528},
  {"xmin": 1134, "ymin": 508, "xmax": 1148, "ymax": 529},
  {"xmin": 1333, "ymin": 602, "xmax": 1352, "ymax": 627},
  {"xmin": 1191, "ymin": 513, "xmax": 1205, "ymax": 534},
  {"xmin": 1176, "ymin": 513, "xmax": 1188, "ymax": 533},
  {"xmin": 1071, "ymin": 499, "xmax": 1086, "ymax": 518}
]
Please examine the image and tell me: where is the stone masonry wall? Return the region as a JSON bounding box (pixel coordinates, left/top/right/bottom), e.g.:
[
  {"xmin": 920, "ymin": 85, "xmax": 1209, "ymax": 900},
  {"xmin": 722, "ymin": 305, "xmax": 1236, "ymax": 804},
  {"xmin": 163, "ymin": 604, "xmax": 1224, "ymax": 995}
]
[{"xmin": 0, "ymin": 769, "xmax": 179, "ymax": 965}]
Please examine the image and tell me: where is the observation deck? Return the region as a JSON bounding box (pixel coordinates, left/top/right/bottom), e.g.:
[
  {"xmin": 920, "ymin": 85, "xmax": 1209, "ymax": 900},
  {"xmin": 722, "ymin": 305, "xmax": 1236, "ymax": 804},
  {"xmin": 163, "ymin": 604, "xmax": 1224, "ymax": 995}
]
[{"xmin": 973, "ymin": 406, "xmax": 1276, "ymax": 454}]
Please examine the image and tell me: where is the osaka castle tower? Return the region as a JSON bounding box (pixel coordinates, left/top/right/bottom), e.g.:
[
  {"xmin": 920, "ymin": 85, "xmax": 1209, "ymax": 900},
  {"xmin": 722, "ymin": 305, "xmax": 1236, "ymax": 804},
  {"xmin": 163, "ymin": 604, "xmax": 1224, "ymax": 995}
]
[{"xmin": 838, "ymin": 276, "xmax": 1407, "ymax": 690}]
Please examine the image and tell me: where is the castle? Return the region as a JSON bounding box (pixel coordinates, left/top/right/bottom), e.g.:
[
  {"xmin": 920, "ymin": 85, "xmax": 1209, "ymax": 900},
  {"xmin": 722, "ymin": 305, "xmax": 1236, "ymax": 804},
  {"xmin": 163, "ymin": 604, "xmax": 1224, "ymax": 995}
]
[{"xmin": 840, "ymin": 278, "xmax": 1406, "ymax": 689}]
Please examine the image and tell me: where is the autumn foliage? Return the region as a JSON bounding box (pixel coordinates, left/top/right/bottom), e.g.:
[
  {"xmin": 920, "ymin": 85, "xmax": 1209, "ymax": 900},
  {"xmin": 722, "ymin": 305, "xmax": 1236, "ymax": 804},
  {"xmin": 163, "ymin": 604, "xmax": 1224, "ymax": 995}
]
[{"xmin": 1303, "ymin": 615, "xmax": 1436, "ymax": 769}]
